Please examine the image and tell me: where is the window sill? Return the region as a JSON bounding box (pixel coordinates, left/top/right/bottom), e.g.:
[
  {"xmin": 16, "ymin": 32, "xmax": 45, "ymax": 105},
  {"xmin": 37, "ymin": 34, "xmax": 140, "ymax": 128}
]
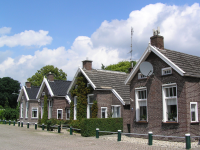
[
  {"xmin": 136, "ymin": 121, "xmax": 148, "ymax": 124},
  {"xmin": 162, "ymin": 121, "xmax": 179, "ymax": 124},
  {"xmin": 162, "ymin": 74, "xmax": 172, "ymax": 76},
  {"xmin": 190, "ymin": 122, "xmax": 199, "ymax": 125}
]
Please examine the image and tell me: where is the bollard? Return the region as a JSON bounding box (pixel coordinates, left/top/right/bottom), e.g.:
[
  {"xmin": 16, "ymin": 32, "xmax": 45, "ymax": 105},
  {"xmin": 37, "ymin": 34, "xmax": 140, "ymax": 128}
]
[
  {"xmin": 35, "ymin": 123, "xmax": 37, "ymax": 130},
  {"xmin": 70, "ymin": 126, "xmax": 73, "ymax": 135},
  {"xmin": 58, "ymin": 125, "xmax": 60, "ymax": 133},
  {"xmin": 13, "ymin": 120, "xmax": 15, "ymax": 126},
  {"xmin": 47, "ymin": 124, "xmax": 49, "ymax": 131},
  {"xmin": 118, "ymin": 130, "xmax": 121, "ymax": 141},
  {"xmin": 148, "ymin": 131, "xmax": 153, "ymax": 145},
  {"xmin": 27, "ymin": 122, "xmax": 29, "ymax": 128},
  {"xmin": 5, "ymin": 120, "xmax": 7, "ymax": 124},
  {"xmin": 185, "ymin": 133, "xmax": 191, "ymax": 149},
  {"xmin": 9, "ymin": 120, "xmax": 11, "ymax": 125},
  {"xmin": 21, "ymin": 121, "xmax": 23, "ymax": 127},
  {"xmin": 96, "ymin": 128, "xmax": 99, "ymax": 138},
  {"xmin": 18, "ymin": 121, "xmax": 20, "ymax": 127},
  {"xmin": 42, "ymin": 124, "xmax": 44, "ymax": 130}
]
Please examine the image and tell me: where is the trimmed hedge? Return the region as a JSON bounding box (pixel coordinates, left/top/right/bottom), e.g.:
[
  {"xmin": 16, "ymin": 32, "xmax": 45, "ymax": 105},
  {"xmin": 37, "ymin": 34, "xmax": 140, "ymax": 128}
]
[{"xmin": 80, "ymin": 118, "xmax": 123, "ymax": 137}]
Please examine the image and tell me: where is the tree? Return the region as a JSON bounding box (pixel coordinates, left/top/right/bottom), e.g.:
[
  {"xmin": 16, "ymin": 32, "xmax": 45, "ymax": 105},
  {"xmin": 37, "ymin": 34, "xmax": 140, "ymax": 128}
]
[
  {"xmin": 0, "ymin": 77, "xmax": 20, "ymax": 108},
  {"xmin": 102, "ymin": 61, "xmax": 137, "ymax": 73},
  {"xmin": 42, "ymin": 95, "xmax": 48, "ymax": 124},
  {"xmin": 27, "ymin": 65, "xmax": 67, "ymax": 86}
]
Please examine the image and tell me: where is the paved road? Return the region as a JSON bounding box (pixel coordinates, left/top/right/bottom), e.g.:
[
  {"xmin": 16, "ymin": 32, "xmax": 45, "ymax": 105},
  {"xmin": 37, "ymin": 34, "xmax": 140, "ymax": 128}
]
[{"xmin": 0, "ymin": 124, "xmax": 196, "ymax": 150}]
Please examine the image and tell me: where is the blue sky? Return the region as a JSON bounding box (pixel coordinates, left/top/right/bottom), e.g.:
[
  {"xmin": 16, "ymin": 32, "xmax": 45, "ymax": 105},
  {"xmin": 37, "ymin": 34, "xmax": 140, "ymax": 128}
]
[{"xmin": 0, "ymin": 0, "xmax": 200, "ymax": 85}]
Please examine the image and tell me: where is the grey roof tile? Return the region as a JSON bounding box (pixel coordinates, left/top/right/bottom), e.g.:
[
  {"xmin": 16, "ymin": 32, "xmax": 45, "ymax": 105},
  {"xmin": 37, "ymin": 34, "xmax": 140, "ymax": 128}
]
[
  {"xmin": 84, "ymin": 69, "xmax": 130, "ymax": 104},
  {"xmin": 48, "ymin": 80, "xmax": 71, "ymax": 96},
  {"xmin": 26, "ymin": 86, "xmax": 40, "ymax": 99},
  {"xmin": 159, "ymin": 49, "xmax": 200, "ymax": 77}
]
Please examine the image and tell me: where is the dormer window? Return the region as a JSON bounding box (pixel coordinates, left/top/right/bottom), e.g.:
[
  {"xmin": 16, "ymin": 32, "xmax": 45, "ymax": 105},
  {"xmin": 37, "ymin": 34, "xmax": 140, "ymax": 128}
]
[
  {"xmin": 138, "ymin": 73, "xmax": 147, "ymax": 79},
  {"xmin": 162, "ymin": 67, "xmax": 172, "ymax": 75}
]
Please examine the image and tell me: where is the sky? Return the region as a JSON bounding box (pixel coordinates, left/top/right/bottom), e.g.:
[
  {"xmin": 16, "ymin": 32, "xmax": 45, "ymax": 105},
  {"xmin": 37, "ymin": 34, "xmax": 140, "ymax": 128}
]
[{"xmin": 0, "ymin": 0, "xmax": 200, "ymax": 85}]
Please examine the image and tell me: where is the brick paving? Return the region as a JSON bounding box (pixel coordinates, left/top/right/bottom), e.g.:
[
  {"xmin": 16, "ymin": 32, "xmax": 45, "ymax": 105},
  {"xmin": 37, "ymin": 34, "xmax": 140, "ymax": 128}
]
[{"xmin": 0, "ymin": 124, "xmax": 198, "ymax": 150}]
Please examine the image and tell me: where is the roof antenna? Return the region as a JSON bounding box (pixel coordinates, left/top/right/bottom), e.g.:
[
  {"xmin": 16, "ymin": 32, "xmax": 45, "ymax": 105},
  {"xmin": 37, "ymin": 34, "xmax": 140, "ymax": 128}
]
[{"xmin": 129, "ymin": 27, "xmax": 134, "ymax": 61}]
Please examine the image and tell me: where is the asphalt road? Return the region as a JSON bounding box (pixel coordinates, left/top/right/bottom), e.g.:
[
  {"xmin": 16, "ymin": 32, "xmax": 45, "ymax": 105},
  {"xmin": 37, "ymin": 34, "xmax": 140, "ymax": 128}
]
[{"xmin": 0, "ymin": 124, "xmax": 196, "ymax": 150}]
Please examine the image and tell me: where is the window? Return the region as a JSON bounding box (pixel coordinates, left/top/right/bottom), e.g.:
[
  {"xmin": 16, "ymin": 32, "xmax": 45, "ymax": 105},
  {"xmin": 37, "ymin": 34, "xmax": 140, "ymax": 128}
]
[
  {"xmin": 101, "ymin": 107, "xmax": 107, "ymax": 118},
  {"xmin": 21, "ymin": 102, "xmax": 23, "ymax": 118},
  {"xmin": 57, "ymin": 109, "xmax": 63, "ymax": 119},
  {"xmin": 162, "ymin": 67, "xmax": 172, "ymax": 75},
  {"xmin": 25, "ymin": 102, "xmax": 28, "ymax": 118},
  {"xmin": 190, "ymin": 102, "xmax": 198, "ymax": 122},
  {"xmin": 74, "ymin": 96, "xmax": 77, "ymax": 120},
  {"xmin": 42, "ymin": 92, "xmax": 45, "ymax": 96},
  {"xmin": 135, "ymin": 88, "xmax": 147, "ymax": 121},
  {"xmin": 41, "ymin": 102, "xmax": 44, "ymax": 118},
  {"xmin": 87, "ymin": 83, "xmax": 91, "ymax": 87},
  {"xmin": 87, "ymin": 94, "xmax": 94, "ymax": 118},
  {"xmin": 138, "ymin": 73, "xmax": 147, "ymax": 79},
  {"xmin": 66, "ymin": 108, "xmax": 70, "ymax": 120},
  {"xmin": 162, "ymin": 84, "xmax": 177, "ymax": 122},
  {"xmin": 48, "ymin": 100, "xmax": 52, "ymax": 119},
  {"xmin": 32, "ymin": 108, "xmax": 38, "ymax": 118},
  {"xmin": 112, "ymin": 105, "xmax": 121, "ymax": 118}
]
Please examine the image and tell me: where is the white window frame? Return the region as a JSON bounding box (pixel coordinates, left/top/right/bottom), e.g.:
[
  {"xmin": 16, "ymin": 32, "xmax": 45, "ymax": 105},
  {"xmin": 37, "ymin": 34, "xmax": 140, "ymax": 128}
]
[
  {"xmin": 190, "ymin": 102, "xmax": 198, "ymax": 122},
  {"xmin": 138, "ymin": 73, "xmax": 147, "ymax": 79},
  {"xmin": 135, "ymin": 87, "xmax": 147, "ymax": 122},
  {"xmin": 101, "ymin": 107, "xmax": 107, "ymax": 118},
  {"xmin": 162, "ymin": 67, "xmax": 172, "ymax": 75},
  {"xmin": 87, "ymin": 94, "xmax": 94, "ymax": 119},
  {"xmin": 48, "ymin": 100, "xmax": 52, "ymax": 119},
  {"xmin": 25, "ymin": 102, "xmax": 28, "ymax": 118},
  {"xmin": 57, "ymin": 109, "xmax": 63, "ymax": 119},
  {"xmin": 21, "ymin": 102, "xmax": 23, "ymax": 118},
  {"xmin": 42, "ymin": 92, "xmax": 45, "ymax": 96},
  {"xmin": 66, "ymin": 108, "xmax": 70, "ymax": 120},
  {"xmin": 111, "ymin": 105, "xmax": 121, "ymax": 118},
  {"xmin": 31, "ymin": 107, "xmax": 38, "ymax": 118},
  {"xmin": 74, "ymin": 96, "xmax": 77, "ymax": 120},
  {"xmin": 162, "ymin": 83, "xmax": 178, "ymax": 122}
]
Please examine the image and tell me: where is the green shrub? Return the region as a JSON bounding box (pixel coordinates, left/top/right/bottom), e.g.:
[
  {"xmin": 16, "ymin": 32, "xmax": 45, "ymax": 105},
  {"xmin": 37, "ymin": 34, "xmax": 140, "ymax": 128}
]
[
  {"xmin": 70, "ymin": 101, "xmax": 74, "ymax": 121},
  {"xmin": 2, "ymin": 108, "xmax": 19, "ymax": 120},
  {"xmin": 38, "ymin": 111, "xmax": 41, "ymax": 124},
  {"xmin": 0, "ymin": 109, "xmax": 5, "ymax": 120},
  {"xmin": 80, "ymin": 118, "xmax": 123, "ymax": 137},
  {"xmin": 70, "ymin": 120, "xmax": 81, "ymax": 129},
  {"xmin": 91, "ymin": 100, "xmax": 98, "ymax": 118}
]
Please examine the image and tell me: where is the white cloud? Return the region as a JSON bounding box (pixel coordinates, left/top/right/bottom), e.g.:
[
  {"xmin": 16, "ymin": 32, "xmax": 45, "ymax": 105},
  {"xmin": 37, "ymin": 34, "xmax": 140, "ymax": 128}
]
[
  {"xmin": 0, "ymin": 30, "xmax": 52, "ymax": 47},
  {"xmin": 0, "ymin": 27, "xmax": 11, "ymax": 35},
  {"xmin": 1, "ymin": 3, "xmax": 200, "ymax": 84}
]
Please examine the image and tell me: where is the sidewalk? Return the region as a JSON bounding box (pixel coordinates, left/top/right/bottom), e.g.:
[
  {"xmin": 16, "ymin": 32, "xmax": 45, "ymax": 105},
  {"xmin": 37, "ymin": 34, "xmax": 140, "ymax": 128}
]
[{"xmin": 0, "ymin": 124, "xmax": 198, "ymax": 150}]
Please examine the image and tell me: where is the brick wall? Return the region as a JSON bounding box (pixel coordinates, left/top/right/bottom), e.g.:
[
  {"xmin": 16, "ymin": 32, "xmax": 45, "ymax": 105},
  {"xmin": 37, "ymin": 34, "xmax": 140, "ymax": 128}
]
[{"xmin": 129, "ymin": 52, "xmax": 199, "ymax": 141}]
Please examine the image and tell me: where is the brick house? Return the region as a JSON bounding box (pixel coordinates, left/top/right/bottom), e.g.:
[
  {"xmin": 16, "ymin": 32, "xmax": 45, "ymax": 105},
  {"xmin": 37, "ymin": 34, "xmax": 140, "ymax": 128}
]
[
  {"xmin": 67, "ymin": 60, "xmax": 131, "ymax": 132},
  {"xmin": 36, "ymin": 72, "xmax": 71, "ymax": 120},
  {"xmin": 17, "ymin": 82, "xmax": 40, "ymax": 123},
  {"xmin": 125, "ymin": 33, "xmax": 200, "ymax": 139}
]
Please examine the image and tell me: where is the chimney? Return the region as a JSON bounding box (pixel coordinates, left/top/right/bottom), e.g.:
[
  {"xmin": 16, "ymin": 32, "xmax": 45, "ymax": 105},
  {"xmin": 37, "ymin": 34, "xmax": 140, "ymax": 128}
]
[
  {"xmin": 82, "ymin": 58, "xmax": 92, "ymax": 70},
  {"xmin": 150, "ymin": 27, "xmax": 164, "ymax": 49},
  {"xmin": 25, "ymin": 82, "xmax": 31, "ymax": 88},
  {"xmin": 47, "ymin": 72, "xmax": 54, "ymax": 81}
]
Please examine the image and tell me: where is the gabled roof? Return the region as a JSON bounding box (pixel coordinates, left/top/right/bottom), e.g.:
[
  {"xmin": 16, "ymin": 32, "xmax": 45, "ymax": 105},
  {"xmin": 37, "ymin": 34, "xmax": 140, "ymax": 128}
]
[
  {"xmin": 125, "ymin": 43, "xmax": 200, "ymax": 84},
  {"xmin": 36, "ymin": 77, "xmax": 72, "ymax": 103},
  {"xmin": 17, "ymin": 86, "xmax": 40, "ymax": 102},
  {"xmin": 67, "ymin": 67, "xmax": 130, "ymax": 105}
]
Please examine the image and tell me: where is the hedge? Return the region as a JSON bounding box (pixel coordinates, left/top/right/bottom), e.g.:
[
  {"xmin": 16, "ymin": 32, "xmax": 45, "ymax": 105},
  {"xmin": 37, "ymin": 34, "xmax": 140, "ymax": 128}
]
[{"xmin": 80, "ymin": 118, "xmax": 123, "ymax": 137}]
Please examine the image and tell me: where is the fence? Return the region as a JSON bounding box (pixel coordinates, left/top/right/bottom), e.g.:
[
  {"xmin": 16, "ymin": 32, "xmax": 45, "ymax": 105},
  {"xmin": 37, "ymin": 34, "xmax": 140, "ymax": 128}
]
[{"xmin": 94, "ymin": 128, "xmax": 200, "ymax": 149}]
